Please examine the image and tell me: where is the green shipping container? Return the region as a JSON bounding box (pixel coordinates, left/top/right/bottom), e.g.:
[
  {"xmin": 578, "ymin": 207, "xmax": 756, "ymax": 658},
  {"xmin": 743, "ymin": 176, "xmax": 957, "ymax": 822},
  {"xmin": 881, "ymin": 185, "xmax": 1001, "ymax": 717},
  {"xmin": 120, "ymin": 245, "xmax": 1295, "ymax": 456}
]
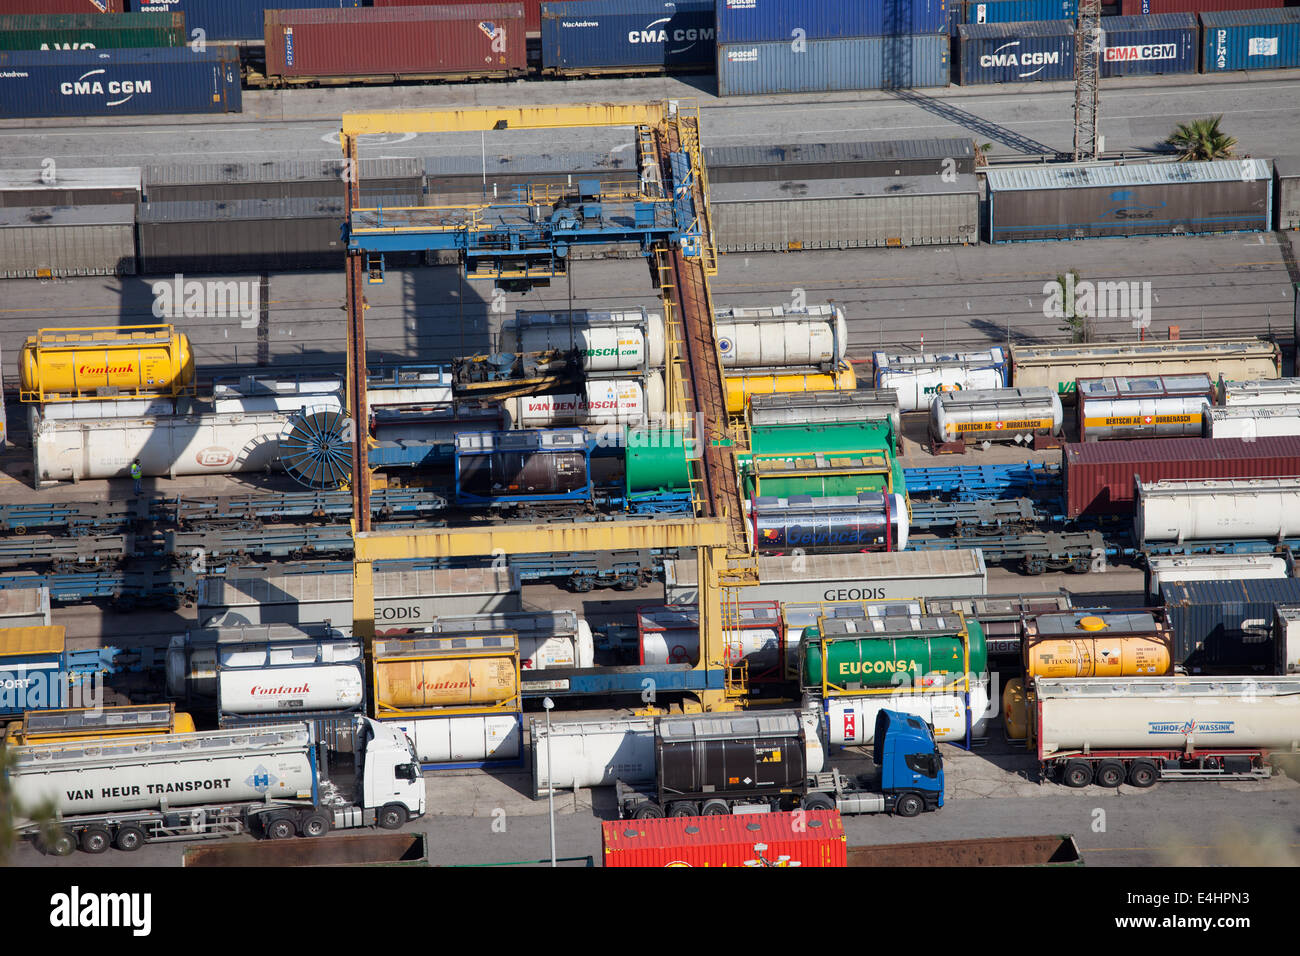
[
  {"xmin": 624, "ymin": 428, "xmax": 693, "ymax": 496},
  {"xmin": 802, "ymin": 620, "xmax": 988, "ymax": 690},
  {"xmin": 0, "ymin": 13, "xmax": 187, "ymax": 51},
  {"xmin": 742, "ymin": 420, "xmax": 902, "ymax": 498}
]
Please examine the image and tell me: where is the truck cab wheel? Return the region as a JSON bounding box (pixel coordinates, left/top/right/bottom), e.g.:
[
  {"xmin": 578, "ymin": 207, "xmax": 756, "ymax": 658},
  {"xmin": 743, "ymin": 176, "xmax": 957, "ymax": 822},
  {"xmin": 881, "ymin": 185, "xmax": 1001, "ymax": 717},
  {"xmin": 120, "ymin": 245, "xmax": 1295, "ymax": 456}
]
[
  {"xmin": 802, "ymin": 793, "xmax": 836, "ymax": 812},
  {"xmin": 300, "ymin": 811, "xmax": 331, "ymax": 838},
  {"xmin": 265, "ymin": 816, "xmax": 298, "ymax": 840},
  {"xmin": 80, "ymin": 826, "xmax": 112, "ymax": 854},
  {"xmin": 699, "ymin": 799, "xmax": 730, "ymax": 816},
  {"xmin": 667, "ymin": 802, "xmax": 699, "ymax": 817},
  {"xmin": 377, "ymin": 803, "xmax": 408, "ymax": 830},
  {"xmin": 1127, "ymin": 760, "xmax": 1159, "ymax": 789},
  {"xmin": 1062, "ymin": 759, "xmax": 1094, "ymax": 788},
  {"xmin": 114, "ymin": 826, "xmax": 146, "ymax": 852},
  {"xmin": 894, "ymin": 793, "xmax": 925, "ymax": 818},
  {"xmin": 1095, "ymin": 759, "xmax": 1126, "ymax": 788},
  {"xmin": 631, "ymin": 801, "xmax": 664, "ymax": 820}
]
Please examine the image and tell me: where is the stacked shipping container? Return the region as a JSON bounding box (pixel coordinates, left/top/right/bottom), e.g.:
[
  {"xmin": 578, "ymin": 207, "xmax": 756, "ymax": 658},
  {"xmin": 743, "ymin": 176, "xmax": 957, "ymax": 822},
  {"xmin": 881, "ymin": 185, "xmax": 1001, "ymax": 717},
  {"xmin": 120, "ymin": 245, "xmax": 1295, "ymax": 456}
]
[
  {"xmin": 1099, "ymin": 13, "xmax": 1198, "ymax": 78},
  {"xmin": 1, "ymin": 0, "xmax": 124, "ymax": 12},
  {"xmin": 0, "ymin": 205, "xmax": 137, "ymax": 278},
  {"xmin": 715, "ymin": 0, "xmax": 949, "ymax": 95},
  {"xmin": 0, "ymin": 13, "xmax": 186, "ymax": 50},
  {"xmin": 129, "ymin": 0, "xmax": 363, "ymax": 44},
  {"xmin": 1200, "ymin": 8, "xmax": 1300, "ymax": 72},
  {"xmin": 957, "ymin": 20, "xmax": 1074, "ymax": 85},
  {"xmin": 538, "ymin": 0, "xmax": 715, "ymax": 75},
  {"xmin": 1119, "ymin": 0, "xmax": 1281, "ymax": 13}
]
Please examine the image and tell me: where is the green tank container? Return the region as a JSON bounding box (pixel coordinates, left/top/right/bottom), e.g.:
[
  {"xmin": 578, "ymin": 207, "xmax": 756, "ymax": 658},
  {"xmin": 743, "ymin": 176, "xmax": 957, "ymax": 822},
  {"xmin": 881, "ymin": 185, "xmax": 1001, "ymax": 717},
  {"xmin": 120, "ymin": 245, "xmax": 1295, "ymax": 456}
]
[
  {"xmin": 624, "ymin": 428, "xmax": 692, "ymax": 496},
  {"xmin": 742, "ymin": 420, "xmax": 899, "ymax": 498},
  {"xmin": 0, "ymin": 13, "xmax": 187, "ymax": 51},
  {"xmin": 801, "ymin": 620, "xmax": 987, "ymax": 690}
]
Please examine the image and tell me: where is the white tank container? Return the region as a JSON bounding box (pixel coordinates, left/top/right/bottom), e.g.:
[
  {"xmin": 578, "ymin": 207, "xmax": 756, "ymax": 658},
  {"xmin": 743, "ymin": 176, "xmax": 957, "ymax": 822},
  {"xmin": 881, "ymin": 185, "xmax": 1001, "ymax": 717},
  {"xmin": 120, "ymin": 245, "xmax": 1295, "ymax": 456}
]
[
  {"xmin": 165, "ymin": 626, "xmax": 356, "ymax": 700},
  {"xmin": 637, "ymin": 603, "xmax": 784, "ymax": 670},
  {"xmin": 930, "ymin": 387, "xmax": 1062, "ymax": 443},
  {"xmin": 507, "ymin": 309, "xmax": 665, "ymax": 370},
  {"xmin": 1076, "ymin": 374, "xmax": 1214, "ymax": 441},
  {"xmin": 8, "ymin": 724, "xmax": 315, "ymax": 825},
  {"xmin": 749, "ymin": 390, "xmax": 901, "ymax": 443},
  {"xmin": 1272, "ymin": 606, "xmax": 1300, "ymax": 674},
  {"xmin": 501, "ymin": 373, "xmax": 665, "ymax": 429},
  {"xmin": 814, "ymin": 678, "xmax": 993, "ymax": 745},
  {"xmin": 33, "ymin": 410, "xmax": 288, "ymax": 482},
  {"xmin": 1146, "ymin": 554, "xmax": 1288, "ymax": 599},
  {"xmin": 430, "ymin": 611, "xmax": 594, "ymax": 670},
  {"xmin": 873, "ymin": 347, "xmax": 1008, "ymax": 412},
  {"xmin": 531, "ymin": 717, "xmax": 656, "ymax": 796},
  {"xmin": 218, "ymin": 667, "xmax": 364, "ymax": 715},
  {"xmin": 366, "ymin": 367, "xmax": 455, "ymax": 408},
  {"xmin": 1217, "ymin": 377, "xmax": 1300, "ymax": 407},
  {"xmin": 384, "ymin": 714, "xmax": 521, "ymax": 765},
  {"xmin": 35, "ymin": 398, "xmax": 176, "ymax": 421},
  {"xmin": 1035, "ymin": 676, "xmax": 1300, "ymax": 754},
  {"xmin": 1204, "ymin": 405, "xmax": 1300, "ymax": 440},
  {"xmin": 1136, "ymin": 477, "xmax": 1300, "ymax": 544},
  {"xmin": 713, "ymin": 304, "xmax": 848, "ymax": 368},
  {"xmin": 213, "ymin": 376, "xmax": 343, "ymax": 415}
]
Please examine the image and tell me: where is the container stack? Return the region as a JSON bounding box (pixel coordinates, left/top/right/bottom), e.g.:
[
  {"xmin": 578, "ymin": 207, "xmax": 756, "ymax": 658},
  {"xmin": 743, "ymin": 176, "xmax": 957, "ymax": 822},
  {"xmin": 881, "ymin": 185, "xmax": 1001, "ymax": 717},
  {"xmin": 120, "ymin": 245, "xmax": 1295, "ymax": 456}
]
[{"xmin": 715, "ymin": 0, "xmax": 950, "ymax": 96}]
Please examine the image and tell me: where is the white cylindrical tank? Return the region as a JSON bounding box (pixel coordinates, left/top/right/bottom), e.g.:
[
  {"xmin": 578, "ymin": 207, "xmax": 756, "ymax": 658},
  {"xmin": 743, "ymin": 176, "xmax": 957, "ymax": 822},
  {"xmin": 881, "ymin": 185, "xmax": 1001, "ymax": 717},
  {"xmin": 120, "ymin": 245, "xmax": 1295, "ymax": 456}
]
[
  {"xmin": 428, "ymin": 611, "xmax": 594, "ymax": 670},
  {"xmin": 873, "ymin": 348, "xmax": 1008, "ymax": 412},
  {"xmin": 1136, "ymin": 477, "xmax": 1300, "ymax": 544},
  {"xmin": 212, "ymin": 376, "xmax": 343, "ymax": 415},
  {"xmin": 166, "ymin": 626, "xmax": 357, "ymax": 701},
  {"xmin": 1146, "ymin": 554, "xmax": 1288, "ymax": 599},
  {"xmin": 507, "ymin": 309, "xmax": 665, "ymax": 370},
  {"xmin": 713, "ymin": 304, "xmax": 848, "ymax": 368},
  {"xmin": 218, "ymin": 667, "xmax": 364, "ymax": 715},
  {"xmin": 929, "ymin": 387, "xmax": 1062, "ymax": 443},
  {"xmin": 1218, "ymin": 377, "xmax": 1300, "ymax": 407},
  {"xmin": 813, "ymin": 678, "xmax": 993, "ymax": 746},
  {"xmin": 1077, "ymin": 374, "xmax": 1214, "ymax": 441},
  {"xmin": 1204, "ymin": 405, "xmax": 1300, "ymax": 440},
  {"xmin": 385, "ymin": 715, "xmax": 521, "ymax": 766},
  {"xmin": 8, "ymin": 724, "xmax": 315, "ymax": 825},
  {"xmin": 501, "ymin": 373, "xmax": 665, "ymax": 429},
  {"xmin": 749, "ymin": 390, "xmax": 901, "ymax": 445},
  {"xmin": 33, "ymin": 410, "xmax": 288, "ymax": 482},
  {"xmin": 531, "ymin": 717, "xmax": 656, "ymax": 796},
  {"xmin": 35, "ymin": 398, "xmax": 177, "ymax": 421},
  {"xmin": 1035, "ymin": 676, "xmax": 1300, "ymax": 754},
  {"xmin": 637, "ymin": 603, "xmax": 784, "ymax": 670}
]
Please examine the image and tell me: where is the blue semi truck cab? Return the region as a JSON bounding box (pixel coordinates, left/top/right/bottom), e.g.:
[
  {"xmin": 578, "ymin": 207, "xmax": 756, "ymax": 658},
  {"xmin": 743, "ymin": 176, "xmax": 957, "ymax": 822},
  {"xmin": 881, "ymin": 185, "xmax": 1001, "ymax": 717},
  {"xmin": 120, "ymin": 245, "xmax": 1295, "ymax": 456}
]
[{"xmin": 819, "ymin": 709, "xmax": 945, "ymax": 817}]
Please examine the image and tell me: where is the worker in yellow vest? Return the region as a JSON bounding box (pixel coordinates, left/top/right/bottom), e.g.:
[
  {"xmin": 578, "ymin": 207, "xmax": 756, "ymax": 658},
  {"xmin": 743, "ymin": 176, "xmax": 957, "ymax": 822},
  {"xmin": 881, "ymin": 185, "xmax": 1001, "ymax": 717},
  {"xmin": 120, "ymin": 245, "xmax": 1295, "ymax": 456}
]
[{"xmin": 130, "ymin": 459, "xmax": 143, "ymax": 495}]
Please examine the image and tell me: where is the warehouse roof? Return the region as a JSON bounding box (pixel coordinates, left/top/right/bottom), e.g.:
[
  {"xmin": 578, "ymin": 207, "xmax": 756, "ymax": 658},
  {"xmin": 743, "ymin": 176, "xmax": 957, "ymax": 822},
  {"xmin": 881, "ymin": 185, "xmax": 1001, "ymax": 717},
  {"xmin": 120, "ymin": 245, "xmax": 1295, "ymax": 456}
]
[
  {"xmin": 704, "ymin": 138, "xmax": 975, "ymax": 169},
  {"xmin": 986, "ymin": 159, "xmax": 1273, "ymax": 191},
  {"xmin": 425, "ymin": 150, "xmax": 635, "ymax": 177},
  {"xmin": 0, "ymin": 204, "xmax": 135, "ymax": 228},
  {"xmin": 137, "ymin": 197, "xmax": 348, "ymax": 222},
  {"xmin": 0, "ymin": 167, "xmax": 141, "ymax": 193},
  {"xmin": 711, "ymin": 173, "xmax": 979, "ymax": 203},
  {"xmin": 144, "ymin": 158, "xmax": 421, "ymax": 187}
]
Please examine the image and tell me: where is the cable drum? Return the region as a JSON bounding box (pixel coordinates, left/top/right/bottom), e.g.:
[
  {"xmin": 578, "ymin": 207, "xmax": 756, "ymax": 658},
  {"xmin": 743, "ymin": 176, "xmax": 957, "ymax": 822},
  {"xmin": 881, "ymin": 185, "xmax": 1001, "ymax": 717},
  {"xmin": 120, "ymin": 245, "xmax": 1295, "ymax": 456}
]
[{"xmin": 281, "ymin": 408, "xmax": 353, "ymax": 490}]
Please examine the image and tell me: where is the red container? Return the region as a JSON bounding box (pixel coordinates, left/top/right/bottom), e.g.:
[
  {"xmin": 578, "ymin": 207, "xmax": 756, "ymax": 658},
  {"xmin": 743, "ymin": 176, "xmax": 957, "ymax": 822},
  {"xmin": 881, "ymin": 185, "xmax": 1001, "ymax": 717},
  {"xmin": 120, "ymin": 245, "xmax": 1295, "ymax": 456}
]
[
  {"xmin": 373, "ymin": 0, "xmax": 593, "ymax": 36},
  {"xmin": 1118, "ymin": 0, "xmax": 1281, "ymax": 13},
  {"xmin": 1064, "ymin": 436, "xmax": 1300, "ymax": 517},
  {"xmin": 264, "ymin": 4, "xmax": 526, "ymax": 81},
  {"xmin": 602, "ymin": 811, "xmax": 847, "ymax": 867},
  {"xmin": 0, "ymin": 0, "xmax": 124, "ymax": 11}
]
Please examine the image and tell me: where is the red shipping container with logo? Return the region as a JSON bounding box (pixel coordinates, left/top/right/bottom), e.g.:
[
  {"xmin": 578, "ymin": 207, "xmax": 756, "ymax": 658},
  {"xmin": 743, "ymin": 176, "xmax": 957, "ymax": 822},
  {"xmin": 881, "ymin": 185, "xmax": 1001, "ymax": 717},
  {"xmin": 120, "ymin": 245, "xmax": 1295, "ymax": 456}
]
[
  {"xmin": 602, "ymin": 811, "xmax": 847, "ymax": 867},
  {"xmin": 1064, "ymin": 436, "xmax": 1300, "ymax": 517},
  {"xmin": 263, "ymin": 4, "xmax": 526, "ymax": 81},
  {"xmin": 0, "ymin": 0, "xmax": 123, "ymax": 11},
  {"xmin": 1118, "ymin": 0, "xmax": 1280, "ymax": 14},
  {"xmin": 372, "ymin": 0, "xmax": 595, "ymax": 36}
]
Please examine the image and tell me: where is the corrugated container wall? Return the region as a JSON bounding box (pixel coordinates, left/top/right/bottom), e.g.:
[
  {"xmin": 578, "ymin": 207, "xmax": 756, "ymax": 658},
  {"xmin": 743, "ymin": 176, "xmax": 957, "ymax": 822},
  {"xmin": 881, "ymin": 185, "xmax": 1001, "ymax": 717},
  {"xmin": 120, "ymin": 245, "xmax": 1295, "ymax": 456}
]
[
  {"xmin": 539, "ymin": 1, "xmax": 714, "ymax": 74},
  {"xmin": 601, "ymin": 811, "xmax": 847, "ymax": 866},
  {"xmin": 0, "ymin": 13, "xmax": 186, "ymax": 50},
  {"xmin": 374, "ymin": 0, "xmax": 597, "ymax": 36},
  {"xmin": 129, "ymin": 0, "xmax": 362, "ymax": 43},
  {"xmin": 1277, "ymin": 157, "xmax": 1300, "ymax": 230},
  {"xmin": 957, "ymin": 20, "xmax": 1074, "ymax": 85},
  {"xmin": 0, "ymin": 205, "xmax": 137, "ymax": 278},
  {"xmin": 955, "ymin": 0, "xmax": 1076, "ymax": 23},
  {"xmin": 1161, "ymin": 579, "xmax": 1300, "ymax": 671},
  {"xmin": 1063, "ymin": 436, "xmax": 1300, "ymax": 517},
  {"xmin": 264, "ymin": 4, "xmax": 526, "ymax": 80},
  {"xmin": 0, "ymin": 0, "xmax": 124, "ymax": 13},
  {"xmin": 715, "ymin": 0, "xmax": 947, "ymax": 42},
  {"xmin": 717, "ymin": 34, "xmax": 949, "ymax": 95},
  {"xmin": 1200, "ymin": 8, "xmax": 1300, "ymax": 72},
  {"xmin": 1119, "ymin": 0, "xmax": 1281, "ymax": 14},
  {"xmin": 142, "ymin": 158, "xmax": 423, "ymax": 202},
  {"xmin": 1099, "ymin": 13, "xmax": 1198, "ymax": 77},
  {"xmin": 0, "ymin": 167, "xmax": 141, "ymax": 207},
  {"xmin": 0, "ymin": 47, "xmax": 240, "ymax": 118},
  {"xmin": 705, "ymin": 138, "xmax": 976, "ymax": 183}
]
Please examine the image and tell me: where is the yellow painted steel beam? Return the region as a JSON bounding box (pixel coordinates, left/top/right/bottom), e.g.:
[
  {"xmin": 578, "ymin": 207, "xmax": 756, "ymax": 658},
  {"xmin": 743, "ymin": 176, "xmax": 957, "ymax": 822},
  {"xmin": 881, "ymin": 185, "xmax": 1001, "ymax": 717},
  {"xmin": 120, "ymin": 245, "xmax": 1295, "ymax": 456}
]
[
  {"xmin": 354, "ymin": 518, "xmax": 729, "ymax": 562},
  {"xmin": 342, "ymin": 103, "xmax": 666, "ymax": 137}
]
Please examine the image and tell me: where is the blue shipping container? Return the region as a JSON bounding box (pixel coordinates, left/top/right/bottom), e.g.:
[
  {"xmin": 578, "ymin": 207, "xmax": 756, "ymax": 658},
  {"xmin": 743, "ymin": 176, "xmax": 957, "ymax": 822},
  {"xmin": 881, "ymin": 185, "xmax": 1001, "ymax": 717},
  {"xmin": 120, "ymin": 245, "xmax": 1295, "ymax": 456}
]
[
  {"xmin": 715, "ymin": 0, "xmax": 947, "ymax": 43},
  {"xmin": 129, "ymin": 0, "xmax": 362, "ymax": 43},
  {"xmin": 1200, "ymin": 8, "xmax": 1300, "ymax": 73},
  {"xmin": 0, "ymin": 48, "xmax": 241, "ymax": 118},
  {"xmin": 1099, "ymin": 13, "xmax": 1197, "ymax": 77},
  {"xmin": 717, "ymin": 34, "xmax": 949, "ymax": 95},
  {"xmin": 540, "ymin": 0, "xmax": 715, "ymax": 73},
  {"xmin": 957, "ymin": 20, "xmax": 1074, "ymax": 84},
  {"xmin": 0, "ymin": 628, "xmax": 66, "ymax": 717},
  {"xmin": 956, "ymin": 0, "xmax": 1077, "ymax": 24}
]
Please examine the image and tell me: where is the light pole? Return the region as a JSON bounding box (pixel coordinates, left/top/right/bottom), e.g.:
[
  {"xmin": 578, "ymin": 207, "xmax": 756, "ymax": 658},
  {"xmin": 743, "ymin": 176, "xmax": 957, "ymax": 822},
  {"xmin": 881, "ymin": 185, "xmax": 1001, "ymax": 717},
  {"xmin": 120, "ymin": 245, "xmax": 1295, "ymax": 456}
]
[{"xmin": 543, "ymin": 696, "xmax": 556, "ymax": 867}]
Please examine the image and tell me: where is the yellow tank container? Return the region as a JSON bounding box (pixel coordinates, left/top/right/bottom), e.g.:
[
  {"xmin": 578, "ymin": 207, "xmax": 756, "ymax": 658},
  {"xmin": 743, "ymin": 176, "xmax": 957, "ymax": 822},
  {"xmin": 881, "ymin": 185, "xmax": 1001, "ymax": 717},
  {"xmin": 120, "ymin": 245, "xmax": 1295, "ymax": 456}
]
[
  {"xmin": 1002, "ymin": 678, "xmax": 1029, "ymax": 741},
  {"xmin": 724, "ymin": 365, "xmax": 857, "ymax": 415},
  {"xmin": 374, "ymin": 657, "xmax": 518, "ymax": 710},
  {"xmin": 4, "ymin": 706, "xmax": 196, "ymax": 746},
  {"xmin": 19, "ymin": 325, "xmax": 195, "ymax": 402}
]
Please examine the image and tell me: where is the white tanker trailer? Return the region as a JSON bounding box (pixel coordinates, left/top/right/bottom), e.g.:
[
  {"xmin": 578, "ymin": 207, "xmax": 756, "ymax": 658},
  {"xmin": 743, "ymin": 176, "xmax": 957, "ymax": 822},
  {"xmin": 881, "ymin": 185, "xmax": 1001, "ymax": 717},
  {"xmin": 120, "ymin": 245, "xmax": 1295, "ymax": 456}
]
[
  {"xmin": 1032, "ymin": 676, "xmax": 1300, "ymax": 788},
  {"xmin": 810, "ymin": 676, "xmax": 994, "ymax": 746},
  {"xmin": 8, "ymin": 717, "xmax": 424, "ymax": 855}
]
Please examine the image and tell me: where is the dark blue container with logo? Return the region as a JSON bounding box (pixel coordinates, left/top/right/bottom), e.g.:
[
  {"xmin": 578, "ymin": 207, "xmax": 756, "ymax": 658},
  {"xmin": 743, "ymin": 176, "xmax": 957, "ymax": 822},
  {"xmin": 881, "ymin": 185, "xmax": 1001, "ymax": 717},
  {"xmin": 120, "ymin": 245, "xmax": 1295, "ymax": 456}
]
[
  {"xmin": 0, "ymin": 47, "xmax": 241, "ymax": 117},
  {"xmin": 540, "ymin": 0, "xmax": 714, "ymax": 73},
  {"xmin": 957, "ymin": 19, "xmax": 1074, "ymax": 84},
  {"xmin": 953, "ymin": 0, "xmax": 1076, "ymax": 25},
  {"xmin": 128, "ymin": 0, "xmax": 362, "ymax": 44},
  {"xmin": 716, "ymin": 0, "xmax": 948, "ymax": 43},
  {"xmin": 717, "ymin": 34, "xmax": 949, "ymax": 94},
  {"xmin": 1161, "ymin": 578, "xmax": 1300, "ymax": 671},
  {"xmin": 1099, "ymin": 13, "xmax": 1196, "ymax": 77},
  {"xmin": 1200, "ymin": 8, "xmax": 1300, "ymax": 73}
]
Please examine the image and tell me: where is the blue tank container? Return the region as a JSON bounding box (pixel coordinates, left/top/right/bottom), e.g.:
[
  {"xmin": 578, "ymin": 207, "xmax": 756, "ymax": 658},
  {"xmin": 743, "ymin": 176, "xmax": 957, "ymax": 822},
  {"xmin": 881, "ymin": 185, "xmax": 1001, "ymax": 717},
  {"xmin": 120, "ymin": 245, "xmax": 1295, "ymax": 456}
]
[
  {"xmin": 716, "ymin": 0, "xmax": 948, "ymax": 43},
  {"xmin": 0, "ymin": 47, "xmax": 241, "ymax": 118},
  {"xmin": 1099, "ymin": 13, "xmax": 1197, "ymax": 77},
  {"xmin": 957, "ymin": 20, "xmax": 1074, "ymax": 84},
  {"xmin": 717, "ymin": 34, "xmax": 950, "ymax": 95},
  {"xmin": 1200, "ymin": 8, "xmax": 1300, "ymax": 73},
  {"xmin": 540, "ymin": 0, "xmax": 715, "ymax": 73}
]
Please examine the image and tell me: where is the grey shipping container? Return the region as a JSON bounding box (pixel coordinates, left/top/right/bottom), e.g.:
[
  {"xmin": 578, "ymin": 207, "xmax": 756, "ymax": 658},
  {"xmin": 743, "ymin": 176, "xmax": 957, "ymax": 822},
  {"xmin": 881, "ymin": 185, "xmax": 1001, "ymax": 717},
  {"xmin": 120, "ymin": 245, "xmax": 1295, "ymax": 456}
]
[
  {"xmin": 704, "ymin": 138, "xmax": 977, "ymax": 184},
  {"xmin": 0, "ymin": 586, "xmax": 51, "ymax": 627},
  {"xmin": 0, "ymin": 166, "xmax": 141, "ymax": 208},
  {"xmin": 423, "ymin": 150, "xmax": 639, "ymax": 200},
  {"xmin": 0, "ymin": 204, "xmax": 136, "ymax": 278},
  {"xmin": 1277, "ymin": 156, "xmax": 1300, "ymax": 230},
  {"xmin": 1161, "ymin": 578, "xmax": 1300, "ymax": 672},
  {"xmin": 142, "ymin": 158, "xmax": 423, "ymax": 203},
  {"xmin": 710, "ymin": 174, "xmax": 980, "ymax": 252},
  {"xmin": 957, "ymin": 20, "xmax": 1074, "ymax": 85},
  {"xmin": 136, "ymin": 197, "xmax": 350, "ymax": 274},
  {"xmin": 986, "ymin": 159, "xmax": 1273, "ymax": 241},
  {"xmin": 716, "ymin": 34, "xmax": 949, "ymax": 95}
]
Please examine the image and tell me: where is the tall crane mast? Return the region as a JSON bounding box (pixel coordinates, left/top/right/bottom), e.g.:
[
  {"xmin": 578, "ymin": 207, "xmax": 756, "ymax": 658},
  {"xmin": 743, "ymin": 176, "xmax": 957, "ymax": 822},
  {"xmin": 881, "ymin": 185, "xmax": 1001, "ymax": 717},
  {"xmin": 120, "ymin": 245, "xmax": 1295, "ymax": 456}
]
[{"xmin": 1073, "ymin": 0, "xmax": 1103, "ymax": 161}]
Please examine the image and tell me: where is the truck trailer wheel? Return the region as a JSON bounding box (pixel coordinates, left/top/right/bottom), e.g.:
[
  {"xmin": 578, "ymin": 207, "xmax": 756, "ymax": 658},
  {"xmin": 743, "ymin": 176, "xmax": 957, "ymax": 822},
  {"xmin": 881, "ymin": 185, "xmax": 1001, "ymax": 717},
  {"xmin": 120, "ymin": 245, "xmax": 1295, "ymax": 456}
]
[
  {"xmin": 631, "ymin": 801, "xmax": 664, "ymax": 820},
  {"xmin": 667, "ymin": 802, "xmax": 699, "ymax": 817},
  {"xmin": 80, "ymin": 826, "xmax": 111, "ymax": 855},
  {"xmin": 700, "ymin": 799, "xmax": 730, "ymax": 816},
  {"xmin": 265, "ymin": 816, "xmax": 298, "ymax": 840},
  {"xmin": 1127, "ymin": 760, "xmax": 1159, "ymax": 789},
  {"xmin": 1095, "ymin": 760, "xmax": 1126, "ymax": 789},
  {"xmin": 377, "ymin": 804, "xmax": 408, "ymax": 830},
  {"xmin": 802, "ymin": 794, "xmax": 836, "ymax": 812},
  {"xmin": 114, "ymin": 826, "xmax": 146, "ymax": 852},
  {"xmin": 41, "ymin": 830, "xmax": 76, "ymax": 857},
  {"xmin": 1062, "ymin": 760, "xmax": 1094, "ymax": 788},
  {"xmin": 300, "ymin": 811, "xmax": 331, "ymax": 838},
  {"xmin": 894, "ymin": 793, "xmax": 925, "ymax": 818}
]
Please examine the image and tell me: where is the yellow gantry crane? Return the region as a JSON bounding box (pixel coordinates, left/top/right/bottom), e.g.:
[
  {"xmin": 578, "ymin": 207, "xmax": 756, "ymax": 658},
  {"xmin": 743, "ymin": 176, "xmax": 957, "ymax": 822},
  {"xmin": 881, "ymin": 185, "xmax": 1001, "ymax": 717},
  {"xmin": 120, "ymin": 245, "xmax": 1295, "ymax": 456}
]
[{"xmin": 341, "ymin": 101, "xmax": 754, "ymax": 712}]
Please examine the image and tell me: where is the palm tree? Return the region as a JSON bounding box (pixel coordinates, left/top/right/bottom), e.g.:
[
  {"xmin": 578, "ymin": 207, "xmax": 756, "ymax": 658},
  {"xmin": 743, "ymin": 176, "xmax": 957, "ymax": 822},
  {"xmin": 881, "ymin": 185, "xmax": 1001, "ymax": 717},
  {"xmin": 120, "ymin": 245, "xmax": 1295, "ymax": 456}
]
[{"xmin": 1165, "ymin": 116, "xmax": 1237, "ymax": 162}]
